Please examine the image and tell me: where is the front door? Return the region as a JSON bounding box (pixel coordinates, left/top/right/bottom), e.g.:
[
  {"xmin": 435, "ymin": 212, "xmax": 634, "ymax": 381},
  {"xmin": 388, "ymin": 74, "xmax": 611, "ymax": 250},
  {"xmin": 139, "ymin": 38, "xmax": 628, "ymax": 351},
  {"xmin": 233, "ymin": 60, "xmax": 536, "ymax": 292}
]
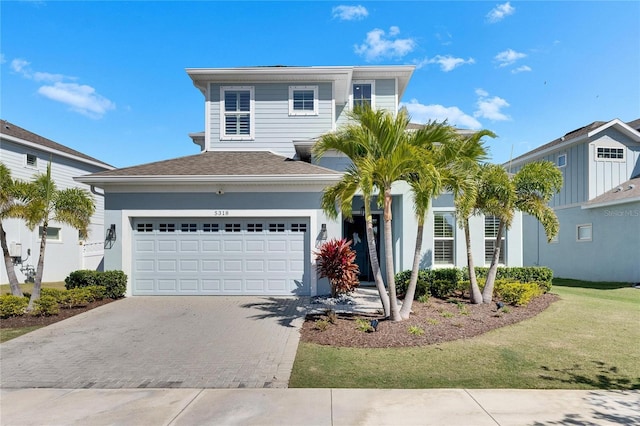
[{"xmin": 343, "ymin": 215, "xmax": 380, "ymax": 282}]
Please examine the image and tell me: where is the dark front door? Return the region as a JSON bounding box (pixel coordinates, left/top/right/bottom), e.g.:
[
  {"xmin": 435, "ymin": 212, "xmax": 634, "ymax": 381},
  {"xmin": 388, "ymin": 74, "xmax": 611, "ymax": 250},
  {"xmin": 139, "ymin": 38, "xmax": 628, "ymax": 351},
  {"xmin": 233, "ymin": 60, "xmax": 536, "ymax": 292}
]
[{"xmin": 343, "ymin": 215, "xmax": 380, "ymax": 282}]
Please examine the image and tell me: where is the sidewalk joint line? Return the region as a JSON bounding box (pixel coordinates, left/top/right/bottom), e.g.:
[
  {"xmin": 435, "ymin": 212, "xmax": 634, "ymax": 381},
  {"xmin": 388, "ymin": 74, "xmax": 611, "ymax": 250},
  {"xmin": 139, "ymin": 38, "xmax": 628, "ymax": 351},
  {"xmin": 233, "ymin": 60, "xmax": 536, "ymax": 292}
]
[
  {"xmin": 167, "ymin": 388, "xmax": 204, "ymax": 426},
  {"xmin": 464, "ymin": 389, "xmax": 501, "ymax": 426}
]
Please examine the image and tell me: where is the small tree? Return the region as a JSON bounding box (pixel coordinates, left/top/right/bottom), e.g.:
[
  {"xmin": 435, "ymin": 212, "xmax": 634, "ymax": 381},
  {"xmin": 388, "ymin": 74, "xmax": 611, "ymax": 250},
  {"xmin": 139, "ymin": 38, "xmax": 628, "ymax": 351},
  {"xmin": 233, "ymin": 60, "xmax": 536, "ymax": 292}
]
[
  {"xmin": 316, "ymin": 238, "xmax": 360, "ymax": 297},
  {"xmin": 0, "ymin": 163, "xmax": 25, "ymax": 297}
]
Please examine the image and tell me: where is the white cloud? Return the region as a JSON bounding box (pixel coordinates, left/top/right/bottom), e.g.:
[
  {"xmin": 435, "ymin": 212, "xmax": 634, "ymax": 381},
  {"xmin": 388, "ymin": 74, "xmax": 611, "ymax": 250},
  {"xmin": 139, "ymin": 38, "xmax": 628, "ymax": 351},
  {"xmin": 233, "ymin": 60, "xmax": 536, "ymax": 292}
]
[
  {"xmin": 512, "ymin": 65, "xmax": 532, "ymax": 74},
  {"xmin": 332, "ymin": 5, "xmax": 368, "ymax": 21},
  {"xmin": 354, "ymin": 27, "xmax": 416, "ymax": 61},
  {"xmin": 38, "ymin": 82, "xmax": 115, "ymax": 119},
  {"xmin": 9, "ymin": 56, "xmax": 115, "ymax": 119},
  {"xmin": 486, "ymin": 2, "xmax": 515, "ymax": 23},
  {"xmin": 415, "ymin": 55, "xmax": 475, "ymax": 72},
  {"xmin": 0, "ymin": 54, "xmax": 6, "ymax": 64},
  {"xmin": 401, "ymin": 99, "xmax": 482, "ymax": 129},
  {"xmin": 474, "ymin": 89, "xmax": 510, "ymax": 121},
  {"xmin": 495, "ymin": 48, "xmax": 526, "ymax": 67}
]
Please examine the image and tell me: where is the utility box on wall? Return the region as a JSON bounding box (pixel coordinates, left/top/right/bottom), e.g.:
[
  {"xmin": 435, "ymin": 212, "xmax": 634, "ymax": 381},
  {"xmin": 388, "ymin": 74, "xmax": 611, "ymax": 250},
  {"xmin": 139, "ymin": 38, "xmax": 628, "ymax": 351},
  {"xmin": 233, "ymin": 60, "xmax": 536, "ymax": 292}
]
[{"xmin": 9, "ymin": 242, "xmax": 22, "ymax": 264}]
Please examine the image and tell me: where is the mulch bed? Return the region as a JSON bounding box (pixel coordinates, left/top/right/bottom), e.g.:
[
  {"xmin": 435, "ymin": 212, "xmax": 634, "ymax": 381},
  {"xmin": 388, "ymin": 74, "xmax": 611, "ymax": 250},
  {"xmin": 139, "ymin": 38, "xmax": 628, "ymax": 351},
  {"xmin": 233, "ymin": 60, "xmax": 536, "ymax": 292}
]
[
  {"xmin": 300, "ymin": 293, "xmax": 559, "ymax": 348},
  {"xmin": 0, "ymin": 298, "xmax": 116, "ymax": 329}
]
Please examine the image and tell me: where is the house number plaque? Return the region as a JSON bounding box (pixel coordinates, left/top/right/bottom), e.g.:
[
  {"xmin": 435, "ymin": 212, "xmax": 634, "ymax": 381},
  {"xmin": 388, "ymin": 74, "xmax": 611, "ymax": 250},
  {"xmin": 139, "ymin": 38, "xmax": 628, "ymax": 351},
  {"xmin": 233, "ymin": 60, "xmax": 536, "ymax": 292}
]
[{"xmin": 213, "ymin": 210, "xmax": 230, "ymax": 216}]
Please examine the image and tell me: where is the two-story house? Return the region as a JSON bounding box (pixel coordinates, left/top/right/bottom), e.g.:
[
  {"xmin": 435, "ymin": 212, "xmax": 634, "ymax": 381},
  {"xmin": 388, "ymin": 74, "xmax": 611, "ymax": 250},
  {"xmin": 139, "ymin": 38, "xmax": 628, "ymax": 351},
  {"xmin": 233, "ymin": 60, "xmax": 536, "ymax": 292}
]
[
  {"xmin": 1, "ymin": 120, "xmax": 113, "ymax": 284},
  {"xmin": 509, "ymin": 118, "xmax": 640, "ymax": 283},
  {"xmin": 77, "ymin": 66, "xmax": 523, "ymax": 297}
]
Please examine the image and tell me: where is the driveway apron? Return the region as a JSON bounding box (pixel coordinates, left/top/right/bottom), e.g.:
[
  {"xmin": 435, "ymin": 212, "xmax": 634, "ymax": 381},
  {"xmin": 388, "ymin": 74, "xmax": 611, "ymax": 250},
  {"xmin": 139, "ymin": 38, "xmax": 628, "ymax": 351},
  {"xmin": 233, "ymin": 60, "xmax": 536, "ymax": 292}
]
[{"xmin": 0, "ymin": 296, "xmax": 308, "ymax": 389}]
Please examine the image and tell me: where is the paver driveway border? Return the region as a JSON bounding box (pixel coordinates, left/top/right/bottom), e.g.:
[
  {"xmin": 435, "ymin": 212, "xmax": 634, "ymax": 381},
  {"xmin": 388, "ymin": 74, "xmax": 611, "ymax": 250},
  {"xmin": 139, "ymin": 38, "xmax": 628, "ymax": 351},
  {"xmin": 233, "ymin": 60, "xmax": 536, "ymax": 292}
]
[{"xmin": 0, "ymin": 295, "xmax": 308, "ymax": 389}]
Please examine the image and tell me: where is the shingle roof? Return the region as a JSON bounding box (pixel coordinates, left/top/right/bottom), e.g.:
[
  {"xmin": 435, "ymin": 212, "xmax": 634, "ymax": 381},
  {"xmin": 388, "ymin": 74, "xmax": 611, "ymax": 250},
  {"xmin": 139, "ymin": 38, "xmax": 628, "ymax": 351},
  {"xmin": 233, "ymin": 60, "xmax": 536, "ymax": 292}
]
[
  {"xmin": 0, "ymin": 119, "xmax": 113, "ymax": 168},
  {"xmin": 84, "ymin": 151, "xmax": 341, "ymax": 178},
  {"xmin": 510, "ymin": 118, "xmax": 640, "ymax": 164},
  {"xmin": 584, "ymin": 176, "xmax": 640, "ymax": 208}
]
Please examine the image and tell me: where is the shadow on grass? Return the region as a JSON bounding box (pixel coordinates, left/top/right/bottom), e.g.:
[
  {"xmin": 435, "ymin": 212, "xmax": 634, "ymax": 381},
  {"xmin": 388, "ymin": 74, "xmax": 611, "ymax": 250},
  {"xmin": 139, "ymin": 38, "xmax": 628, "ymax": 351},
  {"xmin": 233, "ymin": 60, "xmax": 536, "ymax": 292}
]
[
  {"xmin": 538, "ymin": 360, "xmax": 640, "ymax": 390},
  {"xmin": 553, "ymin": 279, "xmax": 634, "ymax": 290},
  {"xmin": 241, "ymin": 296, "xmax": 309, "ymax": 328},
  {"xmin": 531, "ymin": 390, "xmax": 640, "ymax": 425}
]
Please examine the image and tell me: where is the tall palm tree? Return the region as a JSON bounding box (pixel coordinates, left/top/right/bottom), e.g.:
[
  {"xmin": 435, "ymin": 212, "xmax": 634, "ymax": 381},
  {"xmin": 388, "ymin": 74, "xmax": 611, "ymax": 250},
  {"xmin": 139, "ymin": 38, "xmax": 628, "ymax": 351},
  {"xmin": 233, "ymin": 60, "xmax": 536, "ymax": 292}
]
[
  {"xmin": 442, "ymin": 131, "xmax": 494, "ymax": 304},
  {"xmin": 16, "ymin": 163, "xmax": 95, "ymax": 310},
  {"xmin": 0, "ymin": 163, "xmax": 24, "ymax": 297},
  {"xmin": 315, "ymin": 106, "xmax": 423, "ymax": 321},
  {"xmin": 479, "ymin": 161, "xmax": 562, "ymax": 303},
  {"xmin": 399, "ymin": 121, "xmax": 459, "ymax": 319}
]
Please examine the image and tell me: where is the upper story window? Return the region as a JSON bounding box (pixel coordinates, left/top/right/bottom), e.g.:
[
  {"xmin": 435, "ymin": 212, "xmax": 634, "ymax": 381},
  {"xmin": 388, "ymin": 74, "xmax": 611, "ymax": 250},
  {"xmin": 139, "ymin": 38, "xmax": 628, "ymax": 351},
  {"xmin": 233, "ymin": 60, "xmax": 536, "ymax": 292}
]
[
  {"xmin": 220, "ymin": 86, "xmax": 254, "ymax": 140},
  {"xmin": 289, "ymin": 86, "xmax": 318, "ymax": 116},
  {"xmin": 596, "ymin": 147, "xmax": 624, "ymax": 160},
  {"xmin": 352, "ymin": 81, "xmax": 374, "ymax": 109},
  {"xmin": 557, "ymin": 154, "xmax": 567, "ymax": 168},
  {"xmin": 39, "ymin": 226, "xmax": 61, "ymax": 241},
  {"xmin": 26, "ymin": 153, "xmax": 38, "ymax": 168},
  {"xmin": 433, "ymin": 212, "xmax": 455, "ymax": 265}
]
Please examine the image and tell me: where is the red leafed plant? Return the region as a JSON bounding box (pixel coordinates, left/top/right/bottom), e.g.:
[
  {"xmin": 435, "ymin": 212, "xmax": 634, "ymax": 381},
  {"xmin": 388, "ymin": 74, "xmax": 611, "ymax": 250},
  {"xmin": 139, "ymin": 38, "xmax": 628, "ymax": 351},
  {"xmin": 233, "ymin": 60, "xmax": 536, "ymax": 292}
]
[{"xmin": 315, "ymin": 238, "xmax": 360, "ymax": 297}]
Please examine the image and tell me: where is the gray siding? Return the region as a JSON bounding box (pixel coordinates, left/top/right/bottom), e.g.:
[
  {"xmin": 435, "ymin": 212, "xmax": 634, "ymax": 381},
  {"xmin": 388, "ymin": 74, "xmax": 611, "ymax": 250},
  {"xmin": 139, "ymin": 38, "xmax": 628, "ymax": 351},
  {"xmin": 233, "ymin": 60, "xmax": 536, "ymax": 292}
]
[
  {"xmin": 208, "ymin": 82, "xmax": 334, "ymax": 157},
  {"xmin": 336, "ymin": 79, "xmax": 398, "ymax": 128},
  {"xmin": 588, "ymin": 129, "xmax": 640, "ymax": 199},
  {"xmin": 315, "ymin": 156, "xmax": 353, "ymax": 172}
]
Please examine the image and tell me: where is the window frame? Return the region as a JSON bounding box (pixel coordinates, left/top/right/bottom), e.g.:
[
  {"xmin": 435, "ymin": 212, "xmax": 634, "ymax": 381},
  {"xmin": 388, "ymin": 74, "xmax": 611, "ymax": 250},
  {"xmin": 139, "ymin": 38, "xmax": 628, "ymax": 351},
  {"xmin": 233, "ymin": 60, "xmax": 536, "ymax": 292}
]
[
  {"xmin": 25, "ymin": 153, "xmax": 38, "ymax": 168},
  {"xmin": 576, "ymin": 223, "xmax": 592, "ymax": 242},
  {"xmin": 39, "ymin": 226, "xmax": 61, "ymax": 242},
  {"xmin": 484, "ymin": 215, "xmax": 506, "ymax": 265},
  {"xmin": 557, "ymin": 153, "xmax": 567, "ymax": 168},
  {"xmin": 433, "ymin": 211, "xmax": 455, "ymax": 265},
  {"xmin": 288, "ymin": 85, "xmax": 318, "ymax": 116},
  {"xmin": 220, "ymin": 86, "xmax": 255, "ymax": 140},
  {"xmin": 595, "ymin": 146, "xmax": 625, "ymax": 162},
  {"xmin": 351, "ymin": 80, "xmax": 375, "ymax": 109}
]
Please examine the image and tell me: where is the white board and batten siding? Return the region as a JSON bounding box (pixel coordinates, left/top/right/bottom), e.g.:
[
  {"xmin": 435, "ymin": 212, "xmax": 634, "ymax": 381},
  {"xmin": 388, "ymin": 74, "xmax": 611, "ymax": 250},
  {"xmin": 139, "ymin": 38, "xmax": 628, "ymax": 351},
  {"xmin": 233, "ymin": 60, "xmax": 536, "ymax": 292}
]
[{"xmin": 132, "ymin": 217, "xmax": 310, "ymax": 296}]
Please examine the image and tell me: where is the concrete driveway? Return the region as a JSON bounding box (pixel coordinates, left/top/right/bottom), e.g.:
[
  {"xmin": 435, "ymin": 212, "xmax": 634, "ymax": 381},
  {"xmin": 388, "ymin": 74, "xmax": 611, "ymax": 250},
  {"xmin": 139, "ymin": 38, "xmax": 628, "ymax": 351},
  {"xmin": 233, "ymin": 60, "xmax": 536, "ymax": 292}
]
[{"xmin": 0, "ymin": 296, "xmax": 308, "ymax": 389}]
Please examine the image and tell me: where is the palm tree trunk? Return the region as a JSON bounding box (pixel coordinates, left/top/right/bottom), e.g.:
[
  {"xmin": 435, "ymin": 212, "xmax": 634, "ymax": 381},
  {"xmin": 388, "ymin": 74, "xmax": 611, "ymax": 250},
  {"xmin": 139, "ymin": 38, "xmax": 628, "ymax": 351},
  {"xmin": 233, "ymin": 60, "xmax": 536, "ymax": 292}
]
[
  {"xmin": 0, "ymin": 220, "xmax": 23, "ymax": 297},
  {"xmin": 482, "ymin": 219, "xmax": 505, "ymax": 304},
  {"xmin": 399, "ymin": 220, "xmax": 424, "ymax": 319},
  {"xmin": 464, "ymin": 219, "xmax": 482, "ymax": 304},
  {"xmin": 364, "ymin": 207, "xmax": 390, "ymax": 317},
  {"xmin": 383, "ymin": 188, "xmax": 401, "ymax": 321},
  {"xmin": 27, "ymin": 222, "xmax": 48, "ymax": 311}
]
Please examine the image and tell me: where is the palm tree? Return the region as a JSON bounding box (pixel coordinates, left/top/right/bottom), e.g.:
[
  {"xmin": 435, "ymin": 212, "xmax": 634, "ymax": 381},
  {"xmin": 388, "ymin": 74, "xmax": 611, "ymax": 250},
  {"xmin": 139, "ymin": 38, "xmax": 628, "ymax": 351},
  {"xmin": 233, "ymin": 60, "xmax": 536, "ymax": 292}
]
[
  {"xmin": 17, "ymin": 163, "xmax": 96, "ymax": 310},
  {"xmin": 315, "ymin": 106, "xmax": 424, "ymax": 321},
  {"xmin": 399, "ymin": 121, "xmax": 460, "ymax": 319},
  {"xmin": 0, "ymin": 163, "xmax": 24, "ymax": 297},
  {"xmin": 480, "ymin": 161, "xmax": 562, "ymax": 303},
  {"xmin": 443, "ymin": 131, "xmax": 494, "ymax": 304}
]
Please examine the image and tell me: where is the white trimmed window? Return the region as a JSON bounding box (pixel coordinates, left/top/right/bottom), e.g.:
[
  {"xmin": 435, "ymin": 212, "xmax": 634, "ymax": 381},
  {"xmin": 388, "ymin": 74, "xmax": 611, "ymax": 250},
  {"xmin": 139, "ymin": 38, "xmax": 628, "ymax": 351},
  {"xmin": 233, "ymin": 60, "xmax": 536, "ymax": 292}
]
[
  {"xmin": 220, "ymin": 86, "xmax": 254, "ymax": 140},
  {"xmin": 577, "ymin": 224, "xmax": 592, "ymax": 242},
  {"xmin": 26, "ymin": 153, "xmax": 38, "ymax": 168},
  {"xmin": 289, "ymin": 86, "xmax": 318, "ymax": 116},
  {"xmin": 596, "ymin": 147, "xmax": 624, "ymax": 160},
  {"xmin": 433, "ymin": 212, "xmax": 455, "ymax": 265},
  {"xmin": 352, "ymin": 81, "xmax": 374, "ymax": 109},
  {"xmin": 557, "ymin": 153, "xmax": 567, "ymax": 168},
  {"xmin": 39, "ymin": 226, "xmax": 61, "ymax": 241},
  {"xmin": 485, "ymin": 215, "xmax": 506, "ymax": 265}
]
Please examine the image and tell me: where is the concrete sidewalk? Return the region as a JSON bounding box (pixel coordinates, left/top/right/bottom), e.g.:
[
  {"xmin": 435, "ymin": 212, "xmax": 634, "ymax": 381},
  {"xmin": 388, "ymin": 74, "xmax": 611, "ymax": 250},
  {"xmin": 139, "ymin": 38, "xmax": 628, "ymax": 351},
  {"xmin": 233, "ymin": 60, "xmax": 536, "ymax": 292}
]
[{"xmin": 2, "ymin": 388, "xmax": 638, "ymax": 425}]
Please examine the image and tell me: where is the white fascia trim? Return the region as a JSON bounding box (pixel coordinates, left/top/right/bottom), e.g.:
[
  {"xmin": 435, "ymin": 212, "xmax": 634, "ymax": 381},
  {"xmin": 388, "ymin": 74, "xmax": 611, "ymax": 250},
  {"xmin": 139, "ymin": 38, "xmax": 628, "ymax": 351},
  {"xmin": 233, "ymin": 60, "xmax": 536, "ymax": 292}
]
[
  {"xmin": 582, "ymin": 196, "xmax": 640, "ymax": 209},
  {"xmin": 588, "ymin": 119, "xmax": 640, "ymax": 141},
  {"xmin": 120, "ymin": 208, "xmax": 320, "ymax": 297},
  {"xmin": 1, "ymin": 134, "xmax": 113, "ymax": 170},
  {"xmin": 205, "ymin": 83, "xmax": 211, "ymax": 151},
  {"xmin": 509, "ymin": 133, "xmax": 589, "ymax": 167},
  {"xmin": 76, "ymin": 174, "xmax": 342, "ymax": 185}
]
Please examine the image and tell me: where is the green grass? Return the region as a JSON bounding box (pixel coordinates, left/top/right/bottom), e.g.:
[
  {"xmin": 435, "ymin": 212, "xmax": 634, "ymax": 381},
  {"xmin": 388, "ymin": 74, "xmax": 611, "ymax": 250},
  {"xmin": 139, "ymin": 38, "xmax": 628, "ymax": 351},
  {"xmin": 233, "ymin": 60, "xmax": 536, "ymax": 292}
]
[
  {"xmin": 290, "ymin": 279, "xmax": 640, "ymax": 389},
  {"xmin": 0, "ymin": 326, "xmax": 43, "ymax": 343},
  {"xmin": 0, "ymin": 281, "xmax": 66, "ymax": 295}
]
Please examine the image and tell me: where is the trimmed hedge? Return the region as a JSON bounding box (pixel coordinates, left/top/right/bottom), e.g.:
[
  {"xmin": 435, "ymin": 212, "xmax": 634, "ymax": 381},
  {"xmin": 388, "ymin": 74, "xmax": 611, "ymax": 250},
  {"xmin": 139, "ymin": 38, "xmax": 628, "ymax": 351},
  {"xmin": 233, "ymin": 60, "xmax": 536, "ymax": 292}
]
[
  {"xmin": 494, "ymin": 280, "xmax": 543, "ymax": 306},
  {"xmin": 395, "ymin": 268, "xmax": 464, "ymax": 300},
  {"xmin": 32, "ymin": 295, "xmax": 60, "ymax": 316},
  {"xmin": 0, "ymin": 295, "xmax": 28, "ymax": 318},
  {"xmin": 469, "ymin": 267, "xmax": 553, "ymax": 292},
  {"xmin": 64, "ymin": 270, "xmax": 127, "ymax": 299}
]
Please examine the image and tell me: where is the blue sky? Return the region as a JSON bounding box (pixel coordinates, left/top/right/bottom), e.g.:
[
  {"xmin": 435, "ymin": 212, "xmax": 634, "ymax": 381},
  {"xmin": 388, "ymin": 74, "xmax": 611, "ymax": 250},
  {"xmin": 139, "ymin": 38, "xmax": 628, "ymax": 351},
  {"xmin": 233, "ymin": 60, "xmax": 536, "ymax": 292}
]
[{"xmin": 2, "ymin": 1, "xmax": 639, "ymax": 168}]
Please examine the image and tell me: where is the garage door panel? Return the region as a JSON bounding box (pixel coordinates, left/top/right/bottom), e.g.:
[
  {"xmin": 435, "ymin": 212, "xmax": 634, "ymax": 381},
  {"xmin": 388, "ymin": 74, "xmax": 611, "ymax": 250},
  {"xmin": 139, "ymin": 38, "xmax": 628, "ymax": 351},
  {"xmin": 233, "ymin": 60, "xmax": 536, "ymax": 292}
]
[{"xmin": 133, "ymin": 217, "xmax": 309, "ymax": 296}]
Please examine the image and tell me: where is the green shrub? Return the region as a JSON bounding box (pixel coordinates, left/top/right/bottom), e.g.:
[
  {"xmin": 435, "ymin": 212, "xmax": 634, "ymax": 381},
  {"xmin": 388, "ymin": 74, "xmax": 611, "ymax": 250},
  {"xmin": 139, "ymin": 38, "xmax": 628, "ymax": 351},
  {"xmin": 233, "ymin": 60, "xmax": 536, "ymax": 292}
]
[
  {"xmin": 59, "ymin": 288, "xmax": 92, "ymax": 308},
  {"xmin": 32, "ymin": 295, "xmax": 60, "ymax": 316},
  {"xmin": 395, "ymin": 269, "xmax": 432, "ymax": 299},
  {"xmin": 469, "ymin": 267, "xmax": 553, "ymax": 292},
  {"xmin": 314, "ymin": 318, "xmax": 330, "ymax": 331},
  {"xmin": 355, "ymin": 318, "xmax": 374, "ymax": 332},
  {"xmin": 40, "ymin": 288, "xmax": 67, "ymax": 302},
  {"xmin": 65, "ymin": 270, "xmax": 100, "ymax": 289},
  {"xmin": 494, "ymin": 280, "xmax": 543, "ymax": 306},
  {"xmin": 0, "ymin": 295, "xmax": 28, "ymax": 318},
  {"xmin": 85, "ymin": 285, "xmax": 106, "ymax": 301},
  {"xmin": 395, "ymin": 268, "xmax": 461, "ymax": 300},
  {"xmin": 408, "ymin": 325, "xmax": 425, "ymax": 336},
  {"xmin": 97, "ymin": 270, "xmax": 127, "ymax": 299},
  {"xmin": 417, "ymin": 294, "xmax": 430, "ymax": 303},
  {"xmin": 430, "ymin": 279, "xmax": 459, "ymax": 299}
]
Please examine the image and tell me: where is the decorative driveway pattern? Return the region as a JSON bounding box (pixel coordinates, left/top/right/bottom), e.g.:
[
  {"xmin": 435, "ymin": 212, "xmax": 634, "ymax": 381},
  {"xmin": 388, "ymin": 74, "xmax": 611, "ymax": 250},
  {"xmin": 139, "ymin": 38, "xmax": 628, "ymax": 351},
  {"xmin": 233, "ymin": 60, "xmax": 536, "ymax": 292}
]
[{"xmin": 0, "ymin": 296, "xmax": 307, "ymax": 389}]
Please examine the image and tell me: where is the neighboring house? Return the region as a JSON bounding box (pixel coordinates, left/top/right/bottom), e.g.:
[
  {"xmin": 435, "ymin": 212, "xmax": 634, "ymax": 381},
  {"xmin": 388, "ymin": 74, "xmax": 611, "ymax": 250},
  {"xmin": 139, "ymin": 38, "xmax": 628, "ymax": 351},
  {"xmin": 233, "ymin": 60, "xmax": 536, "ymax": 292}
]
[
  {"xmin": 77, "ymin": 66, "xmax": 523, "ymax": 297},
  {"xmin": 509, "ymin": 118, "xmax": 640, "ymax": 283},
  {"xmin": 0, "ymin": 120, "xmax": 113, "ymax": 284}
]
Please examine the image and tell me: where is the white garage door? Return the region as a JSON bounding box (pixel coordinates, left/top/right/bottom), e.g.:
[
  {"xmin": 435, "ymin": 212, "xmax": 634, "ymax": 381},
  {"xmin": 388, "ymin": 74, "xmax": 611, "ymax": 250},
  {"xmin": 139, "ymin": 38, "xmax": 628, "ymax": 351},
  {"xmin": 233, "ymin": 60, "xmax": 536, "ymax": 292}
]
[{"xmin": 132, "ymin": 218, "xmax": 309, "ymax": 295}]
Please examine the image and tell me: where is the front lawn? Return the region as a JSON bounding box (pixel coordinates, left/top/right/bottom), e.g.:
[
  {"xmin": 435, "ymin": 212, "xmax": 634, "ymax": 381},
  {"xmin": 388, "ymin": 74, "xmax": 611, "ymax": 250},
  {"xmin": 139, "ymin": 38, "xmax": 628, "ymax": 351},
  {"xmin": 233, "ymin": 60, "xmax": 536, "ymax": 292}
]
[{"xmin": 289, "ymin": 279, "xmax": 640, "ymax": 389}]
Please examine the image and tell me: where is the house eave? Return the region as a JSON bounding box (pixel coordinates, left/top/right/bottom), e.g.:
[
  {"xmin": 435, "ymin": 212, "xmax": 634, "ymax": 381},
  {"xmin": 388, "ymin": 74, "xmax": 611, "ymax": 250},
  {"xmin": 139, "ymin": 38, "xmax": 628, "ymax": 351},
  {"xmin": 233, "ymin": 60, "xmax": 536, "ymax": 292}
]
[
  {"xmin": 582, "ymin": 196, "xmax": 640, "ymax": 210},
  {"xmin": 75, "ymin": 174, "xmax": 342, "ymax": 187}
]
